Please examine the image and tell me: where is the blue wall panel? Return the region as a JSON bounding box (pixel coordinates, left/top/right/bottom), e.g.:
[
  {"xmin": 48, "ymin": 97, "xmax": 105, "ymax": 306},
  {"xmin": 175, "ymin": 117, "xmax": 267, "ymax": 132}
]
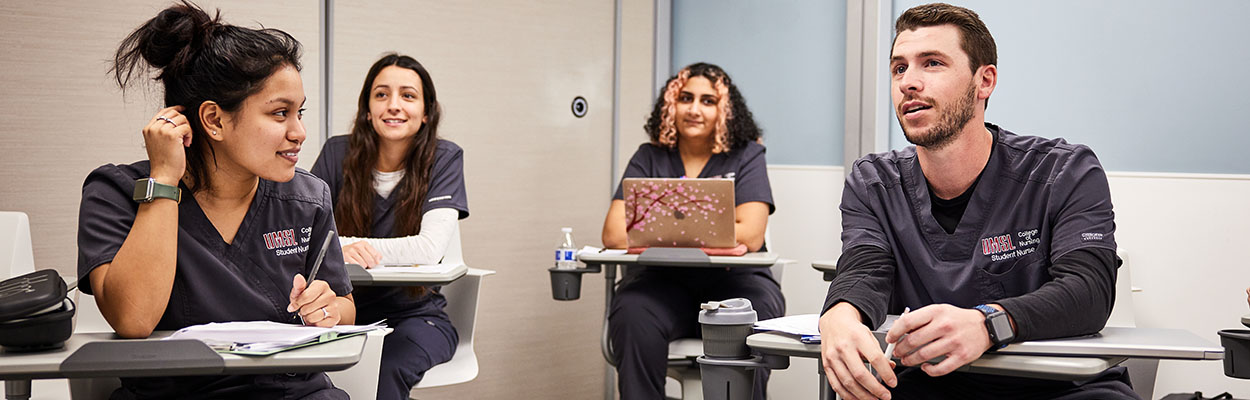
[
  {"xmin": 887, "ymin": 0, "xmax": 1250, "ymax": 174},
  {"xmin": 672, "ymin": 0, "xmax": 846, "ymax": 166}
]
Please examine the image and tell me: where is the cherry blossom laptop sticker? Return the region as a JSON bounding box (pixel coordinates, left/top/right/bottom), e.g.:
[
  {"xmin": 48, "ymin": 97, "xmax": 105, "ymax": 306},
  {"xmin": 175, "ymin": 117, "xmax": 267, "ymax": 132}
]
[{"xmin": 623, "ymin": 178, "xmax": 735, "ymax": 249}]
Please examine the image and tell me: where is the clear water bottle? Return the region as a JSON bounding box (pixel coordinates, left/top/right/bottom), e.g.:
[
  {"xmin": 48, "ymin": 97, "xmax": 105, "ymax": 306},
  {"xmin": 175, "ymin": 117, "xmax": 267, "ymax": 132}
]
[{"xmin": 555, "ymin": 227, "xmax": 578, "ymax": 269}]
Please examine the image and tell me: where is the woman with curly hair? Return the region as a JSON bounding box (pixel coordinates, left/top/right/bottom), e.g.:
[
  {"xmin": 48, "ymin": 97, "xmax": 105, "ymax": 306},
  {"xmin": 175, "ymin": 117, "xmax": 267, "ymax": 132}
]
[{"xmin": 600, "ymin": 62, "xmax": 783, "ymax": 400}]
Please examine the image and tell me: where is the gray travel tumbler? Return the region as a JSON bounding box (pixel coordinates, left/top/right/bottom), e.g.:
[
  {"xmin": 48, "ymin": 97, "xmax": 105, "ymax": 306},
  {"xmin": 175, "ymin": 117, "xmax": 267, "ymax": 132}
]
[{"xmin": 698, "ymin": 298, "xmax": 757, "ymax": 399}]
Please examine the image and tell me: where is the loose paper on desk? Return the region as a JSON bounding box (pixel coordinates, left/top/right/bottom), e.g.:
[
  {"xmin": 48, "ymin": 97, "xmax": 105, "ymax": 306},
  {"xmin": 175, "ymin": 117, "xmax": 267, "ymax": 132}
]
[
  {"xmin": 166, "ymin": 320, "xmax": 385, "ymax": 352},
  {"xmin": 754, "ymin": 314, "xmax": 820, "ymax": 336},
  {"xmin": 375, "ymin": 262, "xmax": 463, "ymax": 274},
  {"xmin": 578, "ymin": 246, "xmax": 626, "ymax": 258}
]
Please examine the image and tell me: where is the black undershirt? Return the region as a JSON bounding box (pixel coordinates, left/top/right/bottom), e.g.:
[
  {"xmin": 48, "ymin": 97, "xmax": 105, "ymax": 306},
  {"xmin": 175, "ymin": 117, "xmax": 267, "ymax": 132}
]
[{"xmin": 928, "ymin": 172, "xmax": 982, "ymax": 234}]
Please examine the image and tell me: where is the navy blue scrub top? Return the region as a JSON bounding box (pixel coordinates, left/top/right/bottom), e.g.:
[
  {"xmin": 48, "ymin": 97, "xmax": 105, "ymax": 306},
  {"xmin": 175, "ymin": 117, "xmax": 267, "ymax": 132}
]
[
  {"xmin": 613, "ymin": 142, "xmax": 775, "ymax": 214},
  {"xmin": 613, "ymin": 141, "xmax": 776, "ymax": 269},
  {"xmin": 76, "ymin": 161, "xmax": 351, "ymax": 398},
  {"xmin": 840, "ymin": 123, "xmax": 1117, "ymax": 310},
  {"xmin": 311, "ymin": 135, "xmax": 469, "ymax": 321}
]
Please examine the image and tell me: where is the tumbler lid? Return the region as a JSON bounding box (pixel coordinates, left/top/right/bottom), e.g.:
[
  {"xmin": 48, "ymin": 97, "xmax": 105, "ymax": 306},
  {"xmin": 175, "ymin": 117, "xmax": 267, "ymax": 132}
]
[{"xmin": 698, "ymin": 298, "xmax": 757, "ymax": 325}]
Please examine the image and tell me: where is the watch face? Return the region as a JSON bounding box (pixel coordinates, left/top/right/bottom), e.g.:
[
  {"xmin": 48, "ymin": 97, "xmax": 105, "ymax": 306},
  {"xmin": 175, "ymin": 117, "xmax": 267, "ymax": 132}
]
[
  {"xmin": 989, "ymin": 313, "xmax": 1014, "ymax": 341},
  {"xmin": 133, "ymin": 179, "xmax": 154, "ymax": 201}
]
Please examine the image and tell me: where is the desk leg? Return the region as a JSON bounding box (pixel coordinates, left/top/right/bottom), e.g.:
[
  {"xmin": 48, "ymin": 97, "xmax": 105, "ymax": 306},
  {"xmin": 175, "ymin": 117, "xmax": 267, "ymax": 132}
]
[
  {"xmin": 603, "ymin": 264, "xmax": 618, "ymax": 400},
  {"xmin": 4, "ymin": 380, "xmax": 31, "ymax": 400},
  {"xmin": 604, "ymin": 364, "xmax": 616, "ymax": 400},
  {"xmin": 816, "ymin": 361, "xmax": 835, "ymax": 400}
]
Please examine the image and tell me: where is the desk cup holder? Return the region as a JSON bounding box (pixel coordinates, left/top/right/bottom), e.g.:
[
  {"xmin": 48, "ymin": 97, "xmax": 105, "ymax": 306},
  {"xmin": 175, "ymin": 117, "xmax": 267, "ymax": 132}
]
[
  {"xmin": 549, "ymin": 267, "xmax": 583, "ymax": 301},
  {"xmin": 1220, "ymin": 329, "xmax": 1250, "ymax": 379},
  {"xmin": 699, "ymin": 359, "xmax": 756, "ymax": 400}
]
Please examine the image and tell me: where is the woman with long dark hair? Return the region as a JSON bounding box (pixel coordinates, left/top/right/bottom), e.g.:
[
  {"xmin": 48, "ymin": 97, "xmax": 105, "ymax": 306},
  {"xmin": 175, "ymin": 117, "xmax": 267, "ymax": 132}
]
[
  {"xmin": 78, "ymin": 2, "xmax": 354, "ymax": 398},
  {"xmin": 601, "ymin": 62, "xmax": 783, "ymax": 400},
  {"xmin": 312, "ymin": 53, "xmax": 467, "ymax": 400}
]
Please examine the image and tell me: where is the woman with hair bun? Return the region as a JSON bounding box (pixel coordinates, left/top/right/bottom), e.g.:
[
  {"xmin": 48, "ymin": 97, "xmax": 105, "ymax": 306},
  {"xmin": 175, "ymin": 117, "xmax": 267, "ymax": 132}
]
[
  {"xmin": 77, "ymin": 2, "xmax": 353, "ymax": 398},
  {"xmin": 312, "ymin": 53, "xmax": 467, "ymax": 400},
  {"xmin": 600, "ymin": 62, "xmax": 783, "ymax": 400}
]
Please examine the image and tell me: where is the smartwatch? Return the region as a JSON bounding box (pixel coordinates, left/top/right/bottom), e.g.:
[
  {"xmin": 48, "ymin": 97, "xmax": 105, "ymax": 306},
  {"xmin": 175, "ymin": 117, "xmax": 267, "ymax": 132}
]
[
  {"xmin": 133, "ymin": 178, "xmax": 181, "ymax": 204},
  {"xmin": 974, "ymin": 304, "xmax": 1015, "ymax": 349}
]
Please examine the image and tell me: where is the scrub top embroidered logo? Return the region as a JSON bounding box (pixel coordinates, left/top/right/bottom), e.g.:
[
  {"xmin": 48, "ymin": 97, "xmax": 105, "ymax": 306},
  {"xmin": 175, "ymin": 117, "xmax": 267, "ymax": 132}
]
[
  {"xmin": 981, "ymin": 228, "xmax": 1041, "ymax": 262},
  {"xmin": 263, "ymin": 227, "xmax": 311, "ymax": 257}
]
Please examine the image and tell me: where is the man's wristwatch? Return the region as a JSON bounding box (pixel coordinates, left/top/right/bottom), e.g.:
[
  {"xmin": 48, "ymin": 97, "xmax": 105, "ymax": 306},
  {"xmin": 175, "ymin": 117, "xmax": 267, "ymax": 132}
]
[
  {"xmin": 133, "ymin": 178, "xmax": 181, "ymax": 204},
  {"xmin": 975, "ymin": 304, "xmax": 1015, "ymax": 349}
]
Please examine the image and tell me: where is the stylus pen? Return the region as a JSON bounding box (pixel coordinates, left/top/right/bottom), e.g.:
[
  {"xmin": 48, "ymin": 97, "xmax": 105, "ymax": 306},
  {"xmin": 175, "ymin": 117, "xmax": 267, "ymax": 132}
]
[{"xmin": 295, "ymin": 230, "xmax": 336, "ymax": 325}]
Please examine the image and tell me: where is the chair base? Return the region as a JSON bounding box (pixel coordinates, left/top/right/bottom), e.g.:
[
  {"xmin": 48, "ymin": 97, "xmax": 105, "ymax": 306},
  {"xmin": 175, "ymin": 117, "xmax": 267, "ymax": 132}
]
[
  {"xmin": 666, "ymin": 365, "xmax": 702, "ymax": 400},
  {"xmin": 666, "ymin": 338, "xmax": 706, "ymax": 400}
]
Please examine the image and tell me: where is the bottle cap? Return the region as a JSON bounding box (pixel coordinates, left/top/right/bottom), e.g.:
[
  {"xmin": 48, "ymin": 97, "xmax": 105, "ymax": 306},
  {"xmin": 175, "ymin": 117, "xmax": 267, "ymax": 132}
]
[{"xmin": 561, "ymin": 227, "xmax": 573, "ymax": 233}]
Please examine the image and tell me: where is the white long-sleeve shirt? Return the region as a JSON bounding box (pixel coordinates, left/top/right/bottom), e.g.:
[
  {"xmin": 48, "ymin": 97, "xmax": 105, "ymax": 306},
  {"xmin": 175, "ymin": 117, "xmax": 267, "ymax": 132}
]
[{"xmin": 337, "ymin": 169, "xmax": 458, "ymax": 265}]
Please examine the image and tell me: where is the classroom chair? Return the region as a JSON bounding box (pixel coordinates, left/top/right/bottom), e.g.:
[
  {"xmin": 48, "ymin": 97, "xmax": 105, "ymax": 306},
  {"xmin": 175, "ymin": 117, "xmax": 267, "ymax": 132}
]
[
  {"xmin": 411, "ymin": 267, "xmax": 494, "ymax": 392},
  {"xmin": 330, "ymin": 268, "xmax": 494, "ymax": 398},
  {"xmin": 2, "ymin": 211, "xmax": 80, "ymax": 400},
  {"xmin": 0, "ymin": 211, "xmax": 35, "ymax": 278},
  {"xmin": 411, "ymin": 223, "xmax": 494, "ymax": 392},
  {"xmin": 326, "ymin": 223, "xmax": 496, "ymax": 399}
]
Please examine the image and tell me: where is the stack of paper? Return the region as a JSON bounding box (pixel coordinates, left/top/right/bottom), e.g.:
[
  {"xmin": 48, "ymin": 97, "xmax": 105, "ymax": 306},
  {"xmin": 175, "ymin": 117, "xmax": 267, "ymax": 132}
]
[
  {"xmin": 753, "ymin": 314, "xmax": 820, "ymax": 336},
  {"xmin": 578, "ymin": 246, "xmax": 626, "ymax": 258},
  {"xmin": 166, "ymin": 320, "xmax": 385, "ymax": 352},
  {"xmin": 374, "ymin": 262, "xmax": 463, "ymax": 274}
]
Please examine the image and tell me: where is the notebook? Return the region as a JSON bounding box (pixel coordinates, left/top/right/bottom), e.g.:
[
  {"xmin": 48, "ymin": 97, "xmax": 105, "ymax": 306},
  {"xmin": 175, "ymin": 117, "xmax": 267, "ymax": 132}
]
[
  {"xmin": 165, "ymin": 320, "xmax": 386, "ymax": 356},
  {"xmin": 622, "ymin": 178, "xmax": 735, "ymax": 248}
]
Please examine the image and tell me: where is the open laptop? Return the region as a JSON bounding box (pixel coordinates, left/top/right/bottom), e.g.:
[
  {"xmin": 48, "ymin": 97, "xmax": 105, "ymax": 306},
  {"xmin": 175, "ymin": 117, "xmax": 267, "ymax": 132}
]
[{"xmin": 622, "ymin": 178, "xmax": 735, "ymax": 248}]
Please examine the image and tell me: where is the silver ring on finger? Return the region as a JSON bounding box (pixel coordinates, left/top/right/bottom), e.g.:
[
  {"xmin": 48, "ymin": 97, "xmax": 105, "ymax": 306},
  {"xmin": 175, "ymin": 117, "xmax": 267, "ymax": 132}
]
[
  {"xmin": 321, "ymin": 307, "xmax": 330, "ymax": 319},
  {"xmin": 156, "ymin": 116, "xmax": 176, "ymax": 125}
]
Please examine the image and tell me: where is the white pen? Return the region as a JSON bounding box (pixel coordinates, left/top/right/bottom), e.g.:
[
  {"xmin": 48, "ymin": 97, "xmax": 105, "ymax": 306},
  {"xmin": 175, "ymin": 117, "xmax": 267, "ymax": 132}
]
[
  {"xmin": 883, "ymin": 307, "xmax": 911, "ymax": 363},
  {"xmin": 874, "ymin": 307, "xmax": 911, "ymax": 381}
]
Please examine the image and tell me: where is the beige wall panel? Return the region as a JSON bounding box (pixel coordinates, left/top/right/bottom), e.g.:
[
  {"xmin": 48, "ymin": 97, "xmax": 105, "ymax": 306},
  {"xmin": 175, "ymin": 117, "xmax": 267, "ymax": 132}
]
[
  {"xmin": 616, "ymin": 0, "xmax": 658, "ymax": 184},
  {"xmin": 0, "ymin": 1, "xmax": 322, "ymax": 278},
  {"xmin": 332, "ymin": 1, "xmax": 616, "ymax": 398}
]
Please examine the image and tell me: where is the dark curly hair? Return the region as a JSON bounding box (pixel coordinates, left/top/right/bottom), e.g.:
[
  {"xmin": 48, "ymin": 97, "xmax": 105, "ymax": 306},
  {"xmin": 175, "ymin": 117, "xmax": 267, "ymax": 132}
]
[{"xmin": 644, "ymin": 62, "xmax": 761, "ymax": 153}]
